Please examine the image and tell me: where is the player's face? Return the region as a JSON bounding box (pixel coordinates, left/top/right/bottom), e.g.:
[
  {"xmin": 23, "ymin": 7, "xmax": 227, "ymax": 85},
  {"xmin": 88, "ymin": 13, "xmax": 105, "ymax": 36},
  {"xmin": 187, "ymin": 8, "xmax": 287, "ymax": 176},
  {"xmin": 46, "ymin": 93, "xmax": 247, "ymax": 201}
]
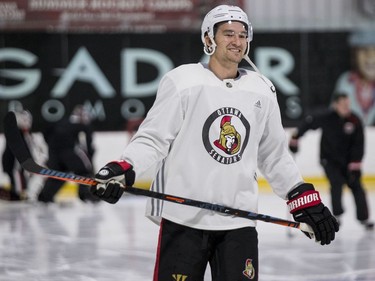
[
  {"xmin": 356, "ymin": 47, "xmax": 375, "ymax": 82},
  {"xmin": 212, "ymin": 21, "xmax": 248, "ymax": 65},
  {"xmin": 334, "ymin": 97, "xmax": 351, "ymax": 117}
]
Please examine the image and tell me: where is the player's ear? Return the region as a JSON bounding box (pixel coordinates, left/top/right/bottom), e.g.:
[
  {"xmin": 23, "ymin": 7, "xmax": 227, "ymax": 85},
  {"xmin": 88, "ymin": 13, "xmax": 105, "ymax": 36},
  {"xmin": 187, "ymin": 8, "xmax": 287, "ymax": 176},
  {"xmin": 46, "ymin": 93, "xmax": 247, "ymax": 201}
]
[{"xmin": 204, "ymin": 35, "xmax": 212, "ymax": 47}]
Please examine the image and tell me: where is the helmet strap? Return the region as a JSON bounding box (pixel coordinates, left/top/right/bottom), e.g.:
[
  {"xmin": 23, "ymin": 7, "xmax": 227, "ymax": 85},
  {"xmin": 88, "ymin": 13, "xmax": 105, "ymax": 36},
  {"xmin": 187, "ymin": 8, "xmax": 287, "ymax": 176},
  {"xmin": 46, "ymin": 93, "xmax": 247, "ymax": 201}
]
[
  {"xmin": 244, "ymin": 41, "xmax": 250, "ymax": 56},
  {"xmin": 244, "ymin": 55, "xmax": 276, "ymax": 93}
]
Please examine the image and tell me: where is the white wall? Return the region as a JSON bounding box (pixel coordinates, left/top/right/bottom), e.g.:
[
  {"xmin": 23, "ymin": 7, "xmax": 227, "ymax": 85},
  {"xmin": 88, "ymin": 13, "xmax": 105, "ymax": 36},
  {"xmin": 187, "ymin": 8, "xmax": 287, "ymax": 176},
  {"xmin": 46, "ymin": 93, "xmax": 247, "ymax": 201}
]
[
  {"xmin": 245, "ymin": 0, "xmax": 375, "ymax": 31},
  {"xmin": 1, "ymin": 127, "xmax": 374, "ymax": 186}
]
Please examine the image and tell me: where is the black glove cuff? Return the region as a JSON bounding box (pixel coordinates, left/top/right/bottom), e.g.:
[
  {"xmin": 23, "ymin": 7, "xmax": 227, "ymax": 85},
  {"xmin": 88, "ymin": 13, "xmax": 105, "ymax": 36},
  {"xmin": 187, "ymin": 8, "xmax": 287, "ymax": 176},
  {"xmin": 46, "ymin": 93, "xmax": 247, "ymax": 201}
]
[
  {"xmin": 106, "ymin": 162, "xmax": 128, "ymax": 175},
  {"xmin": 106, "ymin": 161, "xmax": 136, "ymax": 187},
  {"xmin": 125, "ymin": 169, "xmax": 135, "ymax": 187},
  {"xmin": 96, "ymin": 160, "xmax": 133, "ymax": 180},
  {"xmin": 288, "ymin": 183, "xmax": 315, "ymax": 200}
]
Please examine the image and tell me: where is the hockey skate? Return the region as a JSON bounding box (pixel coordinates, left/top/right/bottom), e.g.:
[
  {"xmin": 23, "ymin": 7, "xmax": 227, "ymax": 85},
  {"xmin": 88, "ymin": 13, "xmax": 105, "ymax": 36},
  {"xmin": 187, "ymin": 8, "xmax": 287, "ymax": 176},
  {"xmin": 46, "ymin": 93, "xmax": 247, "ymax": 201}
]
[{"xmin": 360, "ymin": 220, "xmax": 374, "ymax": 230}]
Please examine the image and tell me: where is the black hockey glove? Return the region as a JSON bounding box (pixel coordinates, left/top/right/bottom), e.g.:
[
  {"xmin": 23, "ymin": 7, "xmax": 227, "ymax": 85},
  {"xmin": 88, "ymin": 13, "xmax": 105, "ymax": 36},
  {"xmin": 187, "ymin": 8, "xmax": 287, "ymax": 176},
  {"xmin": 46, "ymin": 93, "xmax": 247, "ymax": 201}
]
[
  {"xmin": 347, "ymin": 162, "xmax": 362, "ymax": 185},
  {"xmin": 287, "ymin": 183, "xmax": 339, "ymax": 245},
  {"xmin": 288, "ymin": 136, "xmax": 299, "ymax": 153},
  {"xmin": 90, "ymin": 160, "xmax": 135, "ymax": 204}
]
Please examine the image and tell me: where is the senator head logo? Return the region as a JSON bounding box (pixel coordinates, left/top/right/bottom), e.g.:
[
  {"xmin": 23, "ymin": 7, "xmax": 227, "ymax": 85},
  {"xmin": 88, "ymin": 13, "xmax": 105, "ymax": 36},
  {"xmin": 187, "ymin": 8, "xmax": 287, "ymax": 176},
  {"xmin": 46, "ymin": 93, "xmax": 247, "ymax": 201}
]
[
  {"xmin": 202, "ymin": 107, "xmax": 250, "ymax": 165},
  {"xmin": 214, "ymin": 115, "xmax": 241, "ymax": 155}
]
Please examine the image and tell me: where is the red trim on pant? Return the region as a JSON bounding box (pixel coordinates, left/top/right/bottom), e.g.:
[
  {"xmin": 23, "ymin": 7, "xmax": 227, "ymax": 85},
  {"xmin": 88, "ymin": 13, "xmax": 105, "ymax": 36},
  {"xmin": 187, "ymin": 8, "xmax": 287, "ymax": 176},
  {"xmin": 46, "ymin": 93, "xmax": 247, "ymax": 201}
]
[{"xmin": 153, "ymin": 219, "xmax": 164, "ymax": 281}]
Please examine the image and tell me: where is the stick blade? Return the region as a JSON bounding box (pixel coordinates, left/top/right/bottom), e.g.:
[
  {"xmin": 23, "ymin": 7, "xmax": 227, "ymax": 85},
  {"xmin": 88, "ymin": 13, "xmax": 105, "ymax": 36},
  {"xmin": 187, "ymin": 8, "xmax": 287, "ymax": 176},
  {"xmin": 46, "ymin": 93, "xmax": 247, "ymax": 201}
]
[{"xmin": 3, "ymin": 111, "xmax": 32, "ymax": 164}]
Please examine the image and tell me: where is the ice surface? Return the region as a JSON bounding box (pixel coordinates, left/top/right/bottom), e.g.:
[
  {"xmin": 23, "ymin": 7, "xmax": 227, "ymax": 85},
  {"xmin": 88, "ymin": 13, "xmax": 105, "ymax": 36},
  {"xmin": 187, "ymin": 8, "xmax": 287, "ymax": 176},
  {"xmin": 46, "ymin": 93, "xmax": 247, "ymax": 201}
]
[{"xmin": 0, "ymin": 189, "xmax": 374, "ymax": 281}]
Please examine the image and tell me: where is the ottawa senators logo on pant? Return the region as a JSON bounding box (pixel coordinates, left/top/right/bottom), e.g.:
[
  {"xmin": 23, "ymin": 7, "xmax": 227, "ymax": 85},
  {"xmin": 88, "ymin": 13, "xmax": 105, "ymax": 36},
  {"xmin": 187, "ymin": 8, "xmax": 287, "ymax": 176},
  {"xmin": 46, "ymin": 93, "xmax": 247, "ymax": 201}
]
[{"xmin": 243, "ymin": 258, "xmax": 255, "ymax": 279}]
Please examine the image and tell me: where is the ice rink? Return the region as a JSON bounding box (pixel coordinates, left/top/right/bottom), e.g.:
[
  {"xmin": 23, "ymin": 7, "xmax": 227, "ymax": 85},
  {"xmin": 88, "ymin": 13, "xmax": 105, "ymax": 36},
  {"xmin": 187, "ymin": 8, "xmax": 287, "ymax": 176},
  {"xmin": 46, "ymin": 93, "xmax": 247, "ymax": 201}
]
[{"xmin": 0, "ymin": 187, "xmax": 374, "ymax": 281}]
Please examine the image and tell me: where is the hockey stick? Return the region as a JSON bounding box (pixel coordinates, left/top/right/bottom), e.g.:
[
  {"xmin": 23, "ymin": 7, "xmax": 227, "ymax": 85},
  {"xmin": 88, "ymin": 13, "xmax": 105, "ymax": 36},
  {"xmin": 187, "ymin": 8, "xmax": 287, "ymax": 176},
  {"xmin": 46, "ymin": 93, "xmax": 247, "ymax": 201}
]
[{"xmin": 3, "ymin": 111, "xmax": 313, "ymax": 235}]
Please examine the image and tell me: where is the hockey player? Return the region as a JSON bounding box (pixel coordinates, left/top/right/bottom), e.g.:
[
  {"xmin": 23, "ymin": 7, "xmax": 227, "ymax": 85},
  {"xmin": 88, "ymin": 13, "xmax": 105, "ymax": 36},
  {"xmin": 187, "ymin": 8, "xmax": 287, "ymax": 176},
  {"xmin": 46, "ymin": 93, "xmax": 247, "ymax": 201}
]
[
  {"xmin": 289, "ymin": 93, "xmax": 374, "ymax": 230},
  {"xmin": 90, "ymin": 5, "xmax": 339, "ymax": 280},
  {"xmin": 38, "ymin": 105, "xmax": 98, "ymax": 203},
  {"xmin": 1, "ymin": 110, "xmax": 33, "ymax": 200}
]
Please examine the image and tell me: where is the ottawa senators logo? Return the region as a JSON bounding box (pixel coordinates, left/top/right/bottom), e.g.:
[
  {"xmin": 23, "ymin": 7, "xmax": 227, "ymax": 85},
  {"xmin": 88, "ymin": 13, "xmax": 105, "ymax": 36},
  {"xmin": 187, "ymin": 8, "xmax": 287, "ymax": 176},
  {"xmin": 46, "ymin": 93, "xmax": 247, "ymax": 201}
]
[
  {"xmin": 214, "ymin": 116, "xmax": 241, "ymax": 155},
  {"xmin": 202, "ymin": 107, "xmax": 250, "ymax": 165},
  {"xmin": 343, "ymin": 121, "xmax": 355, "ymax": 134},
  {"xmin": 243, "ymin": 258, "xmax": 256, "ymax": 279}
]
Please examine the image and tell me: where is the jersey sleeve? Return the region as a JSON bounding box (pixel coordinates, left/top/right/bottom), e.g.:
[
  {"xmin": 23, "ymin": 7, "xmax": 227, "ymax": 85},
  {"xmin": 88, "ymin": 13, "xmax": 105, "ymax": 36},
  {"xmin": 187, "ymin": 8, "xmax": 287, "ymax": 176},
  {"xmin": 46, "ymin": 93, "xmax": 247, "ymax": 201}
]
[
  {"xmin": 294, "ymin": 112, "xmax": 326, "ymax": 138},
  {"xmin": 121, "ymin": 75, "xmax": 184, "ymax": 177},
  {"xmin": 257, "ymin": 96, "xmax": 304, "ymax": 199}
]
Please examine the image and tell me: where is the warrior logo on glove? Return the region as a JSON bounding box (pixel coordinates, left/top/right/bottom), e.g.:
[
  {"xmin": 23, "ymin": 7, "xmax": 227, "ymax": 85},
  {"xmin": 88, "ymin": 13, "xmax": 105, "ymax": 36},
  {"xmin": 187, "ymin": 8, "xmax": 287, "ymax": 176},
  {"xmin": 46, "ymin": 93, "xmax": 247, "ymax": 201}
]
[
  {"xmin": 287, "ymin": 183, "xmax": 339, "ymax": 245},
  {"xmin": 287, "ymin": 190, "xmax": 321, "ymax": 213}
]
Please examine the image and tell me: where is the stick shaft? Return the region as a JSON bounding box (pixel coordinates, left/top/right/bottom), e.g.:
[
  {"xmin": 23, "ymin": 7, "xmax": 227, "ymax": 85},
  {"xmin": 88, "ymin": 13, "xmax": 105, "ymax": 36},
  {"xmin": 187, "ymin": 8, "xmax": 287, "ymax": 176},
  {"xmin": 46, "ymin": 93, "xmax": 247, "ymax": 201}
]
[
  {"xmin": 24, "ymin": 158, "xmax": 311, "ymax": 232},
  {"xmin": 3, "ymin": 111, "xmax": 313, "ymax": 233}
]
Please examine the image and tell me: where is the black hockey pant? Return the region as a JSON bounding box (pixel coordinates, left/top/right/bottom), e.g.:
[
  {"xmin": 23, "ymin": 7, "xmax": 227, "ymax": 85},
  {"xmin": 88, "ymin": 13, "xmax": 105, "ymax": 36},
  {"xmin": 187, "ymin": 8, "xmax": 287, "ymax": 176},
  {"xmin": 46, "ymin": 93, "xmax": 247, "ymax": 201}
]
[
  {"xmin": 322, "ymin": 161, "xmax": 369, "ymax": 221},
  {"xmin": 153, "ymin": 219, "xmax": 259, "ymax": 281}
]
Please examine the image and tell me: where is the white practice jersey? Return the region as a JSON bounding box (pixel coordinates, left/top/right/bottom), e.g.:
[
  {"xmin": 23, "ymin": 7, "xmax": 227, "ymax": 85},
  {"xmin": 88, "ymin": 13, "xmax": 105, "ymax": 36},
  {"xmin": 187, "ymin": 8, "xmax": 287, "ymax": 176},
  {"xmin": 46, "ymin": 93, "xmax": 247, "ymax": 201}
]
[{"xmin": 122, "ymin": 63, "xmax": 303, "ymax": 230}]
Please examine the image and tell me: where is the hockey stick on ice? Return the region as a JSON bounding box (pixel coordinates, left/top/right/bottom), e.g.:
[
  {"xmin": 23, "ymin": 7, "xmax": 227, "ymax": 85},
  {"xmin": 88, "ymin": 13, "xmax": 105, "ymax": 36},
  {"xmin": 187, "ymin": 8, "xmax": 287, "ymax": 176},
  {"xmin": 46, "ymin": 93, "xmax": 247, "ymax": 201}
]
[{"xmin": 3, "ymin": 111, "xmax": 314, "ymax": 235}]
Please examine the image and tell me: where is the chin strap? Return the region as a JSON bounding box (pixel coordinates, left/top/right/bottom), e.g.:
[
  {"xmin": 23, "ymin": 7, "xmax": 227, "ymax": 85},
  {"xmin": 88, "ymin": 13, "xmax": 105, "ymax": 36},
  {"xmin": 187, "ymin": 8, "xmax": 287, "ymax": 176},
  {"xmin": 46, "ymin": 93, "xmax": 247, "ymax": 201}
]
[{"xmin": 203, "ymin": 41, "xmax": 275, "ymax": 93}]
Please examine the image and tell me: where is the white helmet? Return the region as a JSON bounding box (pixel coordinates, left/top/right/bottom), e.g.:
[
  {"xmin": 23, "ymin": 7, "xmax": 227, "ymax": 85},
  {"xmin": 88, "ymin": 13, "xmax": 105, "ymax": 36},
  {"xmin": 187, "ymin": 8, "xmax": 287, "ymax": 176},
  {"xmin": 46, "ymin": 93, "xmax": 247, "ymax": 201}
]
[
  {"xmin": 201, "ymin": 5, "xmax": 253, "ymax": 56},
  {"xmin": 348, "ymin": 29, "xmax": 375, "ymax": 47}
]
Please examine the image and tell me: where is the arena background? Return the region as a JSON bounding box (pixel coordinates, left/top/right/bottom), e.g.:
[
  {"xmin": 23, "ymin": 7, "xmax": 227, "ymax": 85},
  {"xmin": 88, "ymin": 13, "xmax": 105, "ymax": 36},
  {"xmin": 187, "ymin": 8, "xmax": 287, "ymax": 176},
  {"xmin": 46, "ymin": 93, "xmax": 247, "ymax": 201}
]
[{"xmin": 1, "ymin": 0, "xmax": 375, "ymax": 191}]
